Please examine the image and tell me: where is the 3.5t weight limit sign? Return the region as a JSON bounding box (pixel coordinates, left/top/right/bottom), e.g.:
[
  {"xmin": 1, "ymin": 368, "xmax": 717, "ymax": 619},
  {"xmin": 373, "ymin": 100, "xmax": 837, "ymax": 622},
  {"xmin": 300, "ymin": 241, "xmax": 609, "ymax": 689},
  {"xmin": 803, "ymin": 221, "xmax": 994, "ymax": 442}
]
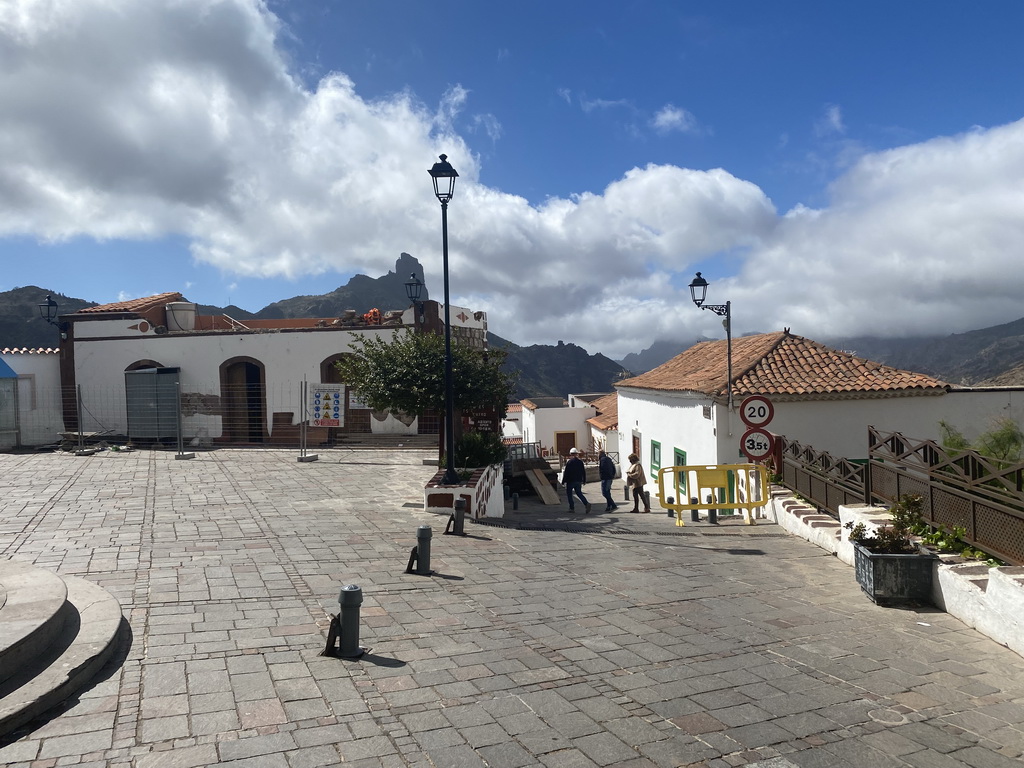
[
  {"xmin": 739, "ymin": 395, "xmax": 774, "ymax": 462},
  {"xmin": 741, "ymin": 428, "xmax": 774, "ymax": 462}
]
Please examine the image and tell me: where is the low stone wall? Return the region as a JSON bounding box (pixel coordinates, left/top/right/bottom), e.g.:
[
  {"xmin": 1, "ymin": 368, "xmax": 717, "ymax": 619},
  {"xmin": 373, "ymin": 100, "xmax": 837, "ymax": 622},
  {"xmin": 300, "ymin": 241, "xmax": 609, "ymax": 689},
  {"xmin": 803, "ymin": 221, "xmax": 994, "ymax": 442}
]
[
  {"xmin": 423, "ymin": 462, "xmax": 505, "ymax": 519},
  {"xmin": 769, "ymin": 487, "xmax": 1024, "ymax": 659}
]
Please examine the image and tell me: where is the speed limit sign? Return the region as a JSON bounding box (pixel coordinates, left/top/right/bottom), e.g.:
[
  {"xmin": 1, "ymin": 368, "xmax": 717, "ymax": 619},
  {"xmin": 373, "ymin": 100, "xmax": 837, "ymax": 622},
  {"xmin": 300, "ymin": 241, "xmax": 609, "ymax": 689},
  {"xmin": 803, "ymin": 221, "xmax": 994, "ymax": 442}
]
[
  {"xmin": 740, "ymin": 395, "xmax": 774, "ymax": 428},
  {"xmin": 741, "ymin": 427, "xmax": 775, "ymax": 462}
]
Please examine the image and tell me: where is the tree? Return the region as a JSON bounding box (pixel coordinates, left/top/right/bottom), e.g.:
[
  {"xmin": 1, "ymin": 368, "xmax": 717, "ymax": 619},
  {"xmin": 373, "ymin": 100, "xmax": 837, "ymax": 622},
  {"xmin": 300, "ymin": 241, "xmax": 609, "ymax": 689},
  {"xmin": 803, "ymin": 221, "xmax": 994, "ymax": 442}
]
[{"xmin": 333, "ymin": 330, "xmax": 516, "ymax": 418}]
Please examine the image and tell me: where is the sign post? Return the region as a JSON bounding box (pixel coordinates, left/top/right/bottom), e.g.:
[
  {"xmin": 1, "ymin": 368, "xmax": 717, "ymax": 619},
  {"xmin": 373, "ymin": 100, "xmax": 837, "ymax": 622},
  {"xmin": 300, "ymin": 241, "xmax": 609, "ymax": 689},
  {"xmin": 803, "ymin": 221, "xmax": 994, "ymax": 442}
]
[{"xmin": 739, "ymin": 395, "xmax": 774, "ymax": 462}]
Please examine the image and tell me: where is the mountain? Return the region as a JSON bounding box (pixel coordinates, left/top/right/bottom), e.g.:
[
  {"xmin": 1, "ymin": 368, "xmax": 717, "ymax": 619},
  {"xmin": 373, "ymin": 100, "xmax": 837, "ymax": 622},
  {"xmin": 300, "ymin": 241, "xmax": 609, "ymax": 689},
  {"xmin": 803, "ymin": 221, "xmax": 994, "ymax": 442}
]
[
  {"xmin": 824, "ymin": 317, "xmax": 1024, "ymax": 386},
  {"xmin": 491, "ymin": 333, "xmax": 630, "ymax": 399},
  {"xmin": 0, "ymin": 286, "xmax": 96, "ymax": 349},
  {"xmin": 618, "ymin": 337, "xmax": 705, "ymax": 374},
  {"xmin": 254, "ymin": 252, "xmax": 428, "ymax": 319}
]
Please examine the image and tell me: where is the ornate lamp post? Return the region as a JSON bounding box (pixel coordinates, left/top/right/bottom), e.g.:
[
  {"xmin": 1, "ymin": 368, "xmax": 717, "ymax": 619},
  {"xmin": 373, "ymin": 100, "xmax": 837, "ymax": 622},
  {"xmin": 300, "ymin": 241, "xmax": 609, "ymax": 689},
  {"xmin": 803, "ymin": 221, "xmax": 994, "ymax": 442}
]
[
  {"xmin": 688, "ymin": 272, "xmax": 733, "ymax": 411},
  {"xmin": 404, "ymin": 273, "xmax": 425, "ymax": 324},
  {"xmin": 428, "ymin": 154, "xmax": 460, "ymax": 484},
  {"xmin": 37, "ymin": 294, "xmax": 68, "ymax": 339}
]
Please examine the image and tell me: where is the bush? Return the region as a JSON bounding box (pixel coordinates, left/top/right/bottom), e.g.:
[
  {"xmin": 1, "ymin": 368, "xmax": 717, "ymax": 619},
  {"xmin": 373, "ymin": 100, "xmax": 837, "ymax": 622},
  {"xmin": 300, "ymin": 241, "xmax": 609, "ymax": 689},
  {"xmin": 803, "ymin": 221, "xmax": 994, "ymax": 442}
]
[{"xmin": 444, "ymin": 431, "xmax": 507, "ymax": 469}]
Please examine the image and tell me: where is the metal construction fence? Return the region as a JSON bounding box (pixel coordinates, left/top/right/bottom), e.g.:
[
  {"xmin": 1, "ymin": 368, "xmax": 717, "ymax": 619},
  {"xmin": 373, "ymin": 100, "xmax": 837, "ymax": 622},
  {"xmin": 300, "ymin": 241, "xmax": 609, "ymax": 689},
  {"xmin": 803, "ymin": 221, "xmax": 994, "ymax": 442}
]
[
  {"xmin": 774, "ymin": 428, "xmax": 1024, "ymax": 565},
  {"xmin": 3, "ymin": 379, "xmax": 441, "ymax": 449}
]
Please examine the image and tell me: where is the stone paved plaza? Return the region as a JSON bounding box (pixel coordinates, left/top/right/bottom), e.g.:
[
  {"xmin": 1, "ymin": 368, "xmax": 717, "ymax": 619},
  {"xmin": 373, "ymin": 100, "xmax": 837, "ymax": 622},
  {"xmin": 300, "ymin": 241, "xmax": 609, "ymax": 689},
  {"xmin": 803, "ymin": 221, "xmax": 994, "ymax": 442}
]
[{"xmin": 1, "ymin": 448, "xmax": 1024, "ymax": 767}]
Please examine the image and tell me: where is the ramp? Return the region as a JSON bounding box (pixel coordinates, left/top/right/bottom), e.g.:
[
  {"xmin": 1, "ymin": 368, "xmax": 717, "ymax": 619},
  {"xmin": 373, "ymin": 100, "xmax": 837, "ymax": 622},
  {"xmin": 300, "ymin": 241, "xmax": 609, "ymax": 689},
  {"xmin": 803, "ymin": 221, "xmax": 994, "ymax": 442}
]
[{"xmin": 526, "ymin": 468, "xmax": 561, "ymax": 505}]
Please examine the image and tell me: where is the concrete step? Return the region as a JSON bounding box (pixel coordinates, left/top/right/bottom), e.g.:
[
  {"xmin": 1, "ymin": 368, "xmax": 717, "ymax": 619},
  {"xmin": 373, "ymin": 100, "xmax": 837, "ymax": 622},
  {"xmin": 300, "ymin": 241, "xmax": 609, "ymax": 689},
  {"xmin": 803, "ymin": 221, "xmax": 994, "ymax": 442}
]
[
  {"xmin": 0, "ymin": 562, "xmax": 125, "ymax": 738},
  {"xmin": 0, "ymin": 561, "xmax": 70, "ymax": 688}
]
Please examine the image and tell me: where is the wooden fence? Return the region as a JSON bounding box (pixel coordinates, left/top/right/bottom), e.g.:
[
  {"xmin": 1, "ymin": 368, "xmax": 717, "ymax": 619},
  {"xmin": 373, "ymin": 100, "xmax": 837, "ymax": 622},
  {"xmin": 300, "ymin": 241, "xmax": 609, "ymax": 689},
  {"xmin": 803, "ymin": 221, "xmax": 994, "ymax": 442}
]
[{"xmin": 774, "ymin": 427, "xmax": 1024, "ymax": 565}]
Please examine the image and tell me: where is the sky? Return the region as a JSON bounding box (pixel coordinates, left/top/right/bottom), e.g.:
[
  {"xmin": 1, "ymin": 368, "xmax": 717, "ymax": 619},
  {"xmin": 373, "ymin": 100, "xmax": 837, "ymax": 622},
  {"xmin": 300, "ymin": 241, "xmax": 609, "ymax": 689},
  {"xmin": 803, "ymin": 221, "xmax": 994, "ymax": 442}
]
[{"xmin": 2, "ymin": 1, "xmax": 1024, "ymax": 359}]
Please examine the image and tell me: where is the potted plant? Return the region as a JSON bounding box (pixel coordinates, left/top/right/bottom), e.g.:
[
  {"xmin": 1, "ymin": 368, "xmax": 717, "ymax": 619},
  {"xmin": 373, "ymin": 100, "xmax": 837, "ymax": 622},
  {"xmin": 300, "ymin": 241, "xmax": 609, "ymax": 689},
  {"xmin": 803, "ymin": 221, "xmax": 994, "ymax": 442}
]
[{"xmin": 845, "ymin": 494, "xmax": 938, "ymax": 606}]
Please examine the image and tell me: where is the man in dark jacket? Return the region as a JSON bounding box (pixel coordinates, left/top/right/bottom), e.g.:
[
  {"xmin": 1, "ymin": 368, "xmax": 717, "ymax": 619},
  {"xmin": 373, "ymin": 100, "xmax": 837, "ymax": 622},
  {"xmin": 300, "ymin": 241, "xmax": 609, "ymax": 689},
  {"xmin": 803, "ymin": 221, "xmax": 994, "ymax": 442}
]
[
  {"xmin": 560, "ymin": 448, "xmax": 591, "ymax": 514},
  {"xmin": 598, "ymin": 450, "xmax": 619, "ymax": 511}
]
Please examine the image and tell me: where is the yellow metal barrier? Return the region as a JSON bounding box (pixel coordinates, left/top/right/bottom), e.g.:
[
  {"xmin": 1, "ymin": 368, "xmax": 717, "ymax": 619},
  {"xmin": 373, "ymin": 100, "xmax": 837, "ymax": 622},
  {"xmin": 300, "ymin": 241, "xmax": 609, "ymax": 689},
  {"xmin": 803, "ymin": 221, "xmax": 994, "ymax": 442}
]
[{"xmin": 656, "ymin": 464, "xmax": 770, "ymax": 526}]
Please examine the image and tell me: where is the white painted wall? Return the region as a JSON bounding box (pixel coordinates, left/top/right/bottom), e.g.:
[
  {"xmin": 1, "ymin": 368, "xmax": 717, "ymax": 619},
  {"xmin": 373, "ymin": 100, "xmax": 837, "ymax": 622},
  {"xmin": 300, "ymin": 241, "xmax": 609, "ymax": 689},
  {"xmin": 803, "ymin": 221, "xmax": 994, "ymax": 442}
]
[
  {"xmin": 619, "ymin": 386, "xmax": 1024, "ymax": 465},
  {"xmin": 529, "ymin": 405, "xmax": 597, "ymax": 454},
  {"xmin": 71, "ymin": 322, "xmax": 412, "ymax": 438},
  {"xmin": 0, "ymin": 350, "xmax": 63, "ymax": 446}
]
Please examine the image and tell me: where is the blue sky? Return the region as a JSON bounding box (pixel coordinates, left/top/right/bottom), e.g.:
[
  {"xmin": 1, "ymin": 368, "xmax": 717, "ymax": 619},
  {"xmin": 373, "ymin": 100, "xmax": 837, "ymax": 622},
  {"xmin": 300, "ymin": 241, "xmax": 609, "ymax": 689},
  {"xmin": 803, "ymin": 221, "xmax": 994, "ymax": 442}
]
[{"xmin": 2, "ymin": 1, "xmax": 1024, "ymax": 358}]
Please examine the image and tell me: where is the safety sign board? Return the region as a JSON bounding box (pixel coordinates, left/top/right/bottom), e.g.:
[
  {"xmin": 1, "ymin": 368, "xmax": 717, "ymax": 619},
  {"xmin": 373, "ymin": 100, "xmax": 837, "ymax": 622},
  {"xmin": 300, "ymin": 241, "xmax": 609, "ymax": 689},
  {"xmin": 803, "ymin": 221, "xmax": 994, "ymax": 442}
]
[{"xmin": 310, "ymin": 383, "xmax": 344, "ymax": 427}]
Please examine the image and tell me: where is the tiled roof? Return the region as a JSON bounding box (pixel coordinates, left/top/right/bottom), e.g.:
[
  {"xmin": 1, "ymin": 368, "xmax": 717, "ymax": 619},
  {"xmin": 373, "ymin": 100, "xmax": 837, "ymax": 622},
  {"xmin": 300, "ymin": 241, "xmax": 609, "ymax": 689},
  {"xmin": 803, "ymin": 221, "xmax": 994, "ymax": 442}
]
[
  {"xmin": 521, "ymin": 397, "xmax": 568, "ymax": 410},
  {"xmin": 506, "ymin": 403, "xmax": 523, "ymax": 414},
  {"xmin": 1, "ymin": 348, "xmax": 59, "ymax": 354},
  {"xmin": 76, "ymin": 292, "xmax": 184, "ymax": 314},
  {"xmin": 617, "ymin": 331, "xmax": 948, "ymax": 401},
  {"xmin": 587, "ymin": 393, "xmax": 618, "ymax": 430}
]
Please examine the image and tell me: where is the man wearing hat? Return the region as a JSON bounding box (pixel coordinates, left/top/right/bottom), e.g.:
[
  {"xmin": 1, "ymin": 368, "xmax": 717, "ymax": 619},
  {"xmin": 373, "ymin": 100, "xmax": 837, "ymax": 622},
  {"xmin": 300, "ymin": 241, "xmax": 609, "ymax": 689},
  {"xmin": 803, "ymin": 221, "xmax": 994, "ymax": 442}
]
[{"xmin": 560, "ymin": 447, "xmax": 592, "ymax": 514}]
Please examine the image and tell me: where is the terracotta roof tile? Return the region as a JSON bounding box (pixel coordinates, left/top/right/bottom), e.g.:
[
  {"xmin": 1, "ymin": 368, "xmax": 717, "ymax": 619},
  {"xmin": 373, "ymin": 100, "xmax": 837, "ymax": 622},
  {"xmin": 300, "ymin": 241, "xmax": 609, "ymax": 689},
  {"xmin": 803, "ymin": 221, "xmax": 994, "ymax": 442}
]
[
  {"xmin": 587, "ymin": 392, "xmax": 619, "ymax": 430},
  {"xmin": 76, "ymin": 292, "xmax": 184, "ymax": 314},
  {"xmin": 617, "ymin": 331, "xmax": 948, "ymax": 401},
  {"xmin": 1, "ymin": 347, "xmax": 59, "ymax": 354}
]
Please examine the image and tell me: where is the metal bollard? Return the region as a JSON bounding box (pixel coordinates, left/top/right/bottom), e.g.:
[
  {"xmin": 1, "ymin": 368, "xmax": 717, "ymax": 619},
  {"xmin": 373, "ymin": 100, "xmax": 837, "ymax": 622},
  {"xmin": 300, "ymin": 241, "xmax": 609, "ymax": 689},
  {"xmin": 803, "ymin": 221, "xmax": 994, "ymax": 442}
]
[
  {"xmin": 666, "ymin": 496, "xmax": 675, "ymax": 517},
  {"xmin": 690, "ymin": 497, "xmax": 700, "ymax": 523},
  {"xmin": 445, "ymin": 498, "xmax": 467, "ymax": 536},
  {"xmin": 645, "ymin": 491, "xmax": 651, "ymax": 510},
  {"xmin": 706, "ymin": 494, "xmax": 718, "ymax": 525},
  {"xmin": 512, "ymin": 492, "xmax": 519, "ymax": 510},
  {"xmin": 335, "ymin": 584, "xmax": 365, "ymax": 658},
  {"xmin": 503, "ymin": 484, "xmax": 511, "ymax": 500},
  {"xmin": 407, "ymin": 525, "xmax": 433, "ymax": 574},
  {"xmin": 624, "ymin": 484, "xmax": 630, "ymax": 501}
]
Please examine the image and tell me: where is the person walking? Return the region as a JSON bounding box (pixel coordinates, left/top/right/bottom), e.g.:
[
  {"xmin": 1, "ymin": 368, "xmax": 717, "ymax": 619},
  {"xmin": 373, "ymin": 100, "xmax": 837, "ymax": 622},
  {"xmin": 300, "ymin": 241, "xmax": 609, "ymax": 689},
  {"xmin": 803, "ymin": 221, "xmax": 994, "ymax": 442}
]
[
  {"xmin": 626, "ymin": 453, "xmax": 651, "ymax": 513},
  {"xmin": 598, "ymin": 449, "xmax": 618, "ymax": 511},
  {"xmin": 561, "ymin": 447, "xmax": 592, "ymax": 514}
]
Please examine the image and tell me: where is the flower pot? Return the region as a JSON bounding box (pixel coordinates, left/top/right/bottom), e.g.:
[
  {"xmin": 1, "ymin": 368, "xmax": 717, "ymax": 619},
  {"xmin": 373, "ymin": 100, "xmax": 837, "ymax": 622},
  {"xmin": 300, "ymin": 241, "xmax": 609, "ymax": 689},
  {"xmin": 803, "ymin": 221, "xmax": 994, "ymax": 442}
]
[{"xmin": 853, "ymin": 543, "xmax": 938, "ymax": 607}]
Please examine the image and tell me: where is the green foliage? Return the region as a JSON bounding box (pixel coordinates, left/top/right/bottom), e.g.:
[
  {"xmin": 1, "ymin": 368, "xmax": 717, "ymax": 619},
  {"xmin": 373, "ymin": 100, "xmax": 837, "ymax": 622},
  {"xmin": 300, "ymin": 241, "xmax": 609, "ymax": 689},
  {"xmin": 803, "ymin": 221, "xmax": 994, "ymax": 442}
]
[
  {"xmin": 333, "ymin": 331, "xmax": 516, "ymax": 417},
  {"xmin": 445, "ymin": 431, "xmax": 508, "ymax": 469},
  {"xmin": 937, "ymin": 417, "xmax": 1024, "ymax": 463},
  {"xmin": 845, "ymin": 493, "xmax": 924, "ymax": 554}
]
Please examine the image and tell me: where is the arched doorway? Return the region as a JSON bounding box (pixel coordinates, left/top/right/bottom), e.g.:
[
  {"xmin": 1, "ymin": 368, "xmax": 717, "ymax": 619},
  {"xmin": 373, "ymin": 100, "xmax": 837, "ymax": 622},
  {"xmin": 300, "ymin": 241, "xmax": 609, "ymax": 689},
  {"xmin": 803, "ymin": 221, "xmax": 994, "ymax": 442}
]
[{"xmin": 220, "ymin": 358, "xmax": 266, "ymax": 443}]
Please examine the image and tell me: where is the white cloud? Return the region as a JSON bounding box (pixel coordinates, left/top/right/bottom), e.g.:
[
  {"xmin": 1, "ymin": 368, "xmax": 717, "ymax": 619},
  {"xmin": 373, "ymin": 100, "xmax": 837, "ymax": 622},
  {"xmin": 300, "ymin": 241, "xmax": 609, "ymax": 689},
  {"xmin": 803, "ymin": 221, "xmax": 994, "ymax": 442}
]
[
  {"xmin": 815, "ymin": 103, "xmax": 846, "ymax": 137},
  {"xmin": 651, "ymin": 104, "xmax": 698, "ymax": 135},
  {"xmin": 1, "ymin": 0, "xmax": 1022, "ymax": 360}
]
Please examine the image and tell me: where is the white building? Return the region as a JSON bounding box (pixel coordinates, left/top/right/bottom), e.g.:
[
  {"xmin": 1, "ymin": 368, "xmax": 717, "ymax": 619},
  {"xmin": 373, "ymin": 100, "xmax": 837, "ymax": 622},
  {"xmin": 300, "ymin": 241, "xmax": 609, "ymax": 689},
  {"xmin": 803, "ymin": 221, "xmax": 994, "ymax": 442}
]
[
  {"xmin": 19, "ymin": 291, "xmax": 487, "ymax": 447},
  {"xmin": 616, "ymin": 330, "xmax": 1024, "ymax": 475},
  {"xmin": 0, "ymin": 348, "xmax": 63, "ymax": 448}
]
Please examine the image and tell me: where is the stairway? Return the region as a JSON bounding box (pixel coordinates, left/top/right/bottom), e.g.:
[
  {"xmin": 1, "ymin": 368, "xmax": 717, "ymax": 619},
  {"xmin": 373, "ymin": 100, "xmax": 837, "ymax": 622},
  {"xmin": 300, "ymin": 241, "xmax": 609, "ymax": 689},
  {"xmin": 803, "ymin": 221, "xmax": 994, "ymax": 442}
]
[{"xmin": 0, "ymin": 560, "xmax": 125, "ymax": 738}]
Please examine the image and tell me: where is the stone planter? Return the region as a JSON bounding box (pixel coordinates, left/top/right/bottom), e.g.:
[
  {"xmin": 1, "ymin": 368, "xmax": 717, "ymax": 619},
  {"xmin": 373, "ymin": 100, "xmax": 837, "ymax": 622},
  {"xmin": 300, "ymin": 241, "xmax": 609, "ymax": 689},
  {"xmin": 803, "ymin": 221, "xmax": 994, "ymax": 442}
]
[{"xmin": 853, "ymin": 543, "xmax": 939, "ymax": 607}]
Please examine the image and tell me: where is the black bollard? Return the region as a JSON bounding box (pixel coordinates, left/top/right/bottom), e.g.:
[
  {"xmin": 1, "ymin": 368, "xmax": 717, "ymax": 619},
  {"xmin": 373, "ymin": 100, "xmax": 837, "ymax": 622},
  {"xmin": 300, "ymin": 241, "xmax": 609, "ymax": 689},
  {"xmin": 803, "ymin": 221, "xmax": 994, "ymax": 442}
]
[
  {"xmin": 416, "ymin": 525, "xmax": 433, "ymax": 573},
  {"xmin": 624, "ymin": 484, "xmax": 630, "ymax": 501},
  {"xmin": 690, "ymin": 497, "xmax": 700, "ymax": 523},
  {"xmin": 707, "ymin": 493, "xmax": 718, "ymax": 525},
  {"xmin": 503, "ymin": 484, "xmax": 511, "ymax": 500},
  {"xmin": 445, "ymin": 499, "xmax": 467, "ymax": 536},
  {"xmin": 512, "ymin": 492, "xmax": 519, "ymax": 510},
  {"xmin": 666, "ymin": 496, "xmax": 675, "ymax": 517},
  {"xmin": 338, "ymin": 584, "xmax": 365, "ymax": 658}
]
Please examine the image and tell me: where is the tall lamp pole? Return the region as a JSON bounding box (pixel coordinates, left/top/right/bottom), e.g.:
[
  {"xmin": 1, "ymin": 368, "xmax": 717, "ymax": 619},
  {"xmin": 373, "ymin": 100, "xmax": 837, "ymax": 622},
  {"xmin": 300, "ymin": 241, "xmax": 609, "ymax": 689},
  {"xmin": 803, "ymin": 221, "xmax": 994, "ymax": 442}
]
[
  {"xmin": 428, "ymin": 154, "xmax": 460, "ymax": 485},
  {"xmin": 688, "ymin": 272, "xmax": 733, "ymax": 412}
]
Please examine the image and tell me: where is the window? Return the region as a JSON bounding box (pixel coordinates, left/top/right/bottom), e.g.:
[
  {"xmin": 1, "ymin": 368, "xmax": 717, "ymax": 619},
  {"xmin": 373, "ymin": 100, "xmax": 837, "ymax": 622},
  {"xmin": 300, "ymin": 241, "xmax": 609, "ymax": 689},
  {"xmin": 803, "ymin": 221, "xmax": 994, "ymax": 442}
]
[
  {"xmin": 650, "ymin": 440, "xmax": 661, "ymax": 473},
  {"xmin": 673, "ymin": 448, "xmax": 687, "ymax": 501}
]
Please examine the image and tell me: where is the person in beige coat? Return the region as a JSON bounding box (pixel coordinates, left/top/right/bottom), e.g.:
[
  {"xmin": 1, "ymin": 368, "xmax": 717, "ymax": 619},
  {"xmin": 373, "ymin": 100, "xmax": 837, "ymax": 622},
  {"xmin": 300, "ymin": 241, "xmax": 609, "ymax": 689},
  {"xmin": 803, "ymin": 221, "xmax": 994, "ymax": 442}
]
[{"xmin": 626, "ymin": 453, "xmax": 651, "ymax": 513}]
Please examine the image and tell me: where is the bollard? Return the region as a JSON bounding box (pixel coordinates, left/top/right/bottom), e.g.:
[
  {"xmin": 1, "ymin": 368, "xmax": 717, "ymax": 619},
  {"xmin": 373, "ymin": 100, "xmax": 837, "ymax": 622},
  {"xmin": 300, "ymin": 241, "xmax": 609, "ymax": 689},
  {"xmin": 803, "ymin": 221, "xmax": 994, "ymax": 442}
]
[
  {"xmin": 406, "ymin": 525, "xmax": 433, "ymax": 574},
  {"xmin": 624, "ymin": 484, "xmax": 630, "ymax": 501},
  {"xmin": 324, "ymin": 584, "xmax": 364, "ymax": 658},
  {"xmin": 512, "ymin": 492, "xmax": 519, "ymax": 511},
  {"xmin": 666, "ymin": 496, "xmax": 675, "ymax": 517},
  {"xmin": 445, "ymin": 498, "xmax": 467, "ymax": 536},
  {"xmin": 645, "ymin": 491, "xmax": 651, "ymax": 510},
  {"xmin": 503, "ymin": 484, "xmax": 511, "ymax": 500},
  {"xmin": 690, "ymin": 497, "xmax": 700, "ymax": 523},
  {"xmin": 706, "ymin": 493, "xmax": 718, "ymax": 525}
]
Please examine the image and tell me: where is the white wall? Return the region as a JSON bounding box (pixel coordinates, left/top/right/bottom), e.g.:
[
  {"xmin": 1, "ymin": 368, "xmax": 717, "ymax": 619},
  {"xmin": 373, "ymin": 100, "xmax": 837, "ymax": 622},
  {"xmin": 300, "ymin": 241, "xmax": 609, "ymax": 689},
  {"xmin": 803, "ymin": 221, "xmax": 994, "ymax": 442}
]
[
  {"xmin": 619, "ymin": 386, "xmax": 1024, "ymax": 467},
  {"xmin": 617, "ymin": 388, "xmax": 721, "ymax": 469},
  {"xmin": 1, "ymin": 350, "xmax": 63, "ymax": 446},
  {"xmin": 531, "ymin": 406, "xmax": 597, "ymax": 453},
  {"xmin": 71, "ymin": 323, "xmax": 410, "ymax": 438}
]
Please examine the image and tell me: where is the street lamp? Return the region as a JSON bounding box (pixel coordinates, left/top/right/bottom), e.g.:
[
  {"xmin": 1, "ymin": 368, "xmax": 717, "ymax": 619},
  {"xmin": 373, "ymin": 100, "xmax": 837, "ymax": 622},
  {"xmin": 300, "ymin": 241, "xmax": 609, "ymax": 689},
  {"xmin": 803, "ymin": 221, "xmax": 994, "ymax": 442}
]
[
  {"xmin": 428, "ymin": 154, "xmax": 460, "ymax": 485},
  {"xmin": 688, "ymin": 272, "xmax": 733, "ymax": 411},
  {"xmin": 404, "ymin": 273, "xmax": 425, "ymax": 324},
  {"xmin": 37, "ymin": 294, "xmax": 68, "ymax": 339}
]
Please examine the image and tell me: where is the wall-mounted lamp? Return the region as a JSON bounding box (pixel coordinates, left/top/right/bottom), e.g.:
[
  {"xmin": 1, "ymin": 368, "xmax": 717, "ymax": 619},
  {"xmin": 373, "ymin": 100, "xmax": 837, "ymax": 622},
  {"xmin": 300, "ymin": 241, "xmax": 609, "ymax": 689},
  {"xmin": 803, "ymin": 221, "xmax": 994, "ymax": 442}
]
[
  {"xmin": 37, "ymin": 294, "xmax": 69, "ymax": 340},
  {"xmin": 688, "ymin": 272, "xmax": 732, "ymax": 411}
]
